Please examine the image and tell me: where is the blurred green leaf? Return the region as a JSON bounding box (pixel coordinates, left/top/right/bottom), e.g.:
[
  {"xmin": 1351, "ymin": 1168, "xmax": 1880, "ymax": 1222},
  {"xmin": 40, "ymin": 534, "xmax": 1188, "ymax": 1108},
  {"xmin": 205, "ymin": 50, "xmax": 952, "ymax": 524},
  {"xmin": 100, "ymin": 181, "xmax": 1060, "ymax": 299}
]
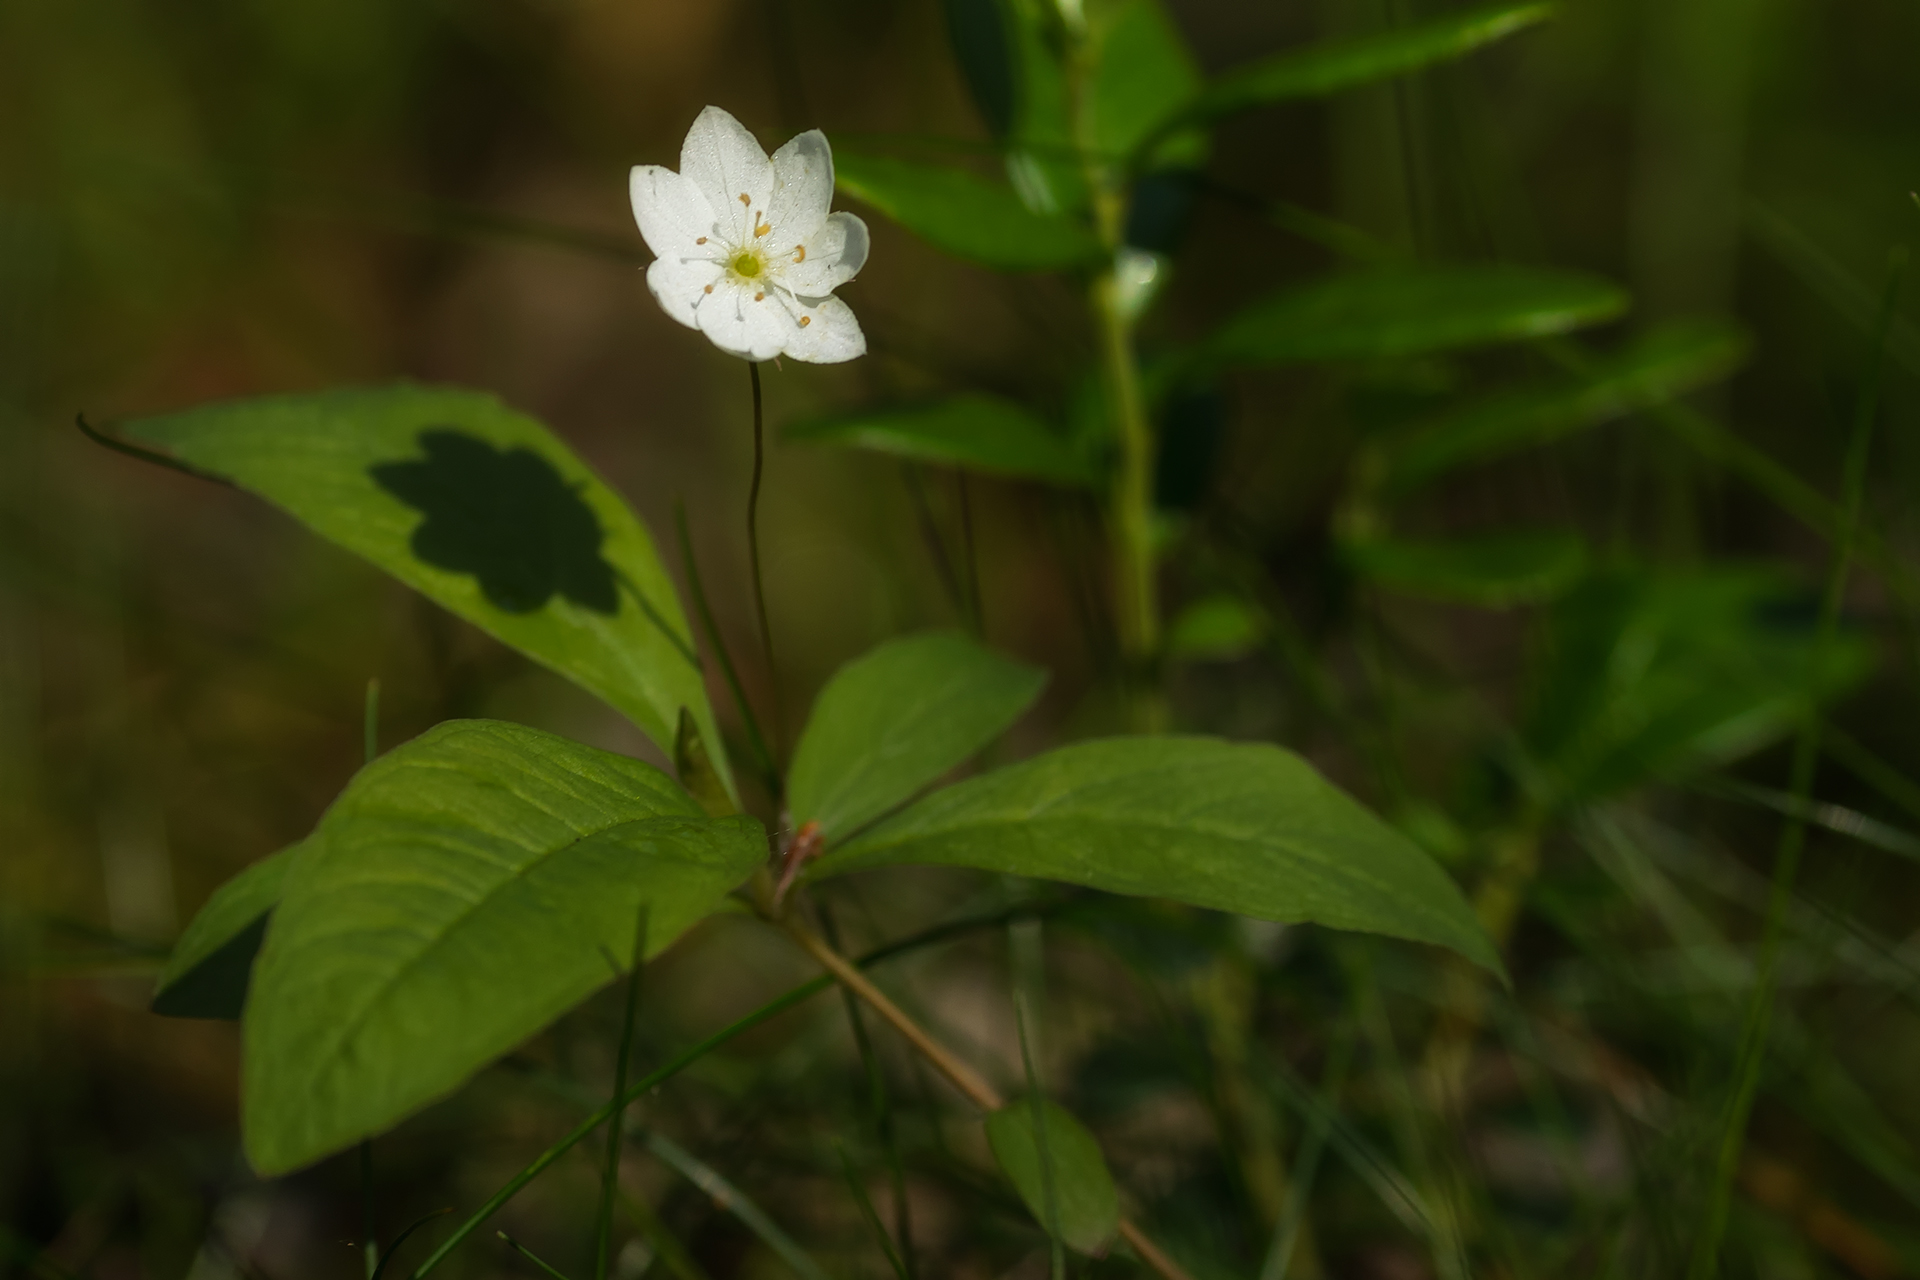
[
  {"xmin": 785, "ymin": 395, "xmax": 1097, "ymax": 487},
  {"xmin": 985, "ymin": 1097, "xmax": 1121, "ymax": 1253},
  {"xmin": 1176, "ymin": 1, "xmax": 1552, "ymax": 134},
  {"xmin": 816, "ymin": 737, "xmax": 1502, "ymax": 973},
  {"xmin": 1002, "ymin": 0, "xmax": 1086, "ymax": 214},
  {"xmin": 833, "ymin": 152, "xmax": 1102, "ymax": 271},
  {"xmin": 126, "ymin": 385, "xmax": 731, "ymax": 800},
  {"xmin": 1166, "ymin": 593, "xmax": 1264, "ymax": 660},
  {"xmin": 789, "ymin": 631, "xmax": 1047, "ymax": 842},
  {"xmin": 1377, "ymin": 320, "xmax": 1749, "ymax": 495},
  {"xmin": 1342, "ymin": 530, "xmax": 1589, "ymax": 607},
  {"xmin": 1091, "ymin": 0, "xmax": 1206, "ymax": 169},
  {"xmin": 1197, "ymin": 265, "xmax": 1627, "ymax": 372},
  {"xmin": 243, "ymin": 719, "xmax": 764, "ymax": 1175},
  {"xmin": 1526, "ymin": 569, "xmax": 1875, "ymax": 804},
  {"xmin": 152, "ymin": 844, "xmax": 298, "ymax": 1019},
  {"xmin": 942, "ymin": 0, "xmax": 1017, "ymax": 139}
]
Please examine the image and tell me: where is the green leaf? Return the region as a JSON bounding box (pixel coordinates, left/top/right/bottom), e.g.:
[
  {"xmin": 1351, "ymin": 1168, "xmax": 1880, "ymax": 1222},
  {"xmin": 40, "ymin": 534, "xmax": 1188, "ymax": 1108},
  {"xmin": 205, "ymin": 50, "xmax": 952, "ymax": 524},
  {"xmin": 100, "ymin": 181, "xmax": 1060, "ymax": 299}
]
[
  {"xmin": 1002, "ymin": 0, "xmax": 1087, "ymax": 215},
  {"xmin": 152, "ymin": 844, "xmax": 299, "ymax": 1020},
  {"xmin": 788, "ymin": 631, "xmax": 1047, "ymax": 842},
  {"xmin": 1182, "ymin": 1, "xmax": 1552, "ymax": 128},
  {"xmin": 833, "ymin": 151, "xmax": 1103, "ymax": 271},
  {"xmin": 816, "ymin": 736, "xmax": 1501, "ymax": 973},
  {"xmin": 1376, "ymin": 320, "xmax": 1749, "ymax": 495},
  {"xmin": 784, "ymin": 395, "xmax": 1097, "ymax": 487},
  {"xmin": 125, "ymin": 384, "xmax": 732, "ymax": 800},
  {"xmin": 1525, "ymin": 568, "xmax": 1875, "ymax": 803},
  {"xmin": 1166, "ymin": 594, "xmax": 1265, "ymax": 661},
  {"xmin": 1342, "ymin": 531, "xmax": 1589, "ymax": 607},
  {"xmin": 1091, "ymin": 0, "xmax": 1205, "ymax": 169},
  {"xmin": 942, "ymin": 0, "xmax": 1017, "ymax": 140},
  {"xmin": 242, "ymin": 719, "xmax": 765, "ymax": 1175},
  {"xmin": 1198, "ymin": 266, "xmax": 1626, "ymax": 372},
  {"xmin": 985, "ymin": 1097, "xmax": 1121, "ymax": 1254}
]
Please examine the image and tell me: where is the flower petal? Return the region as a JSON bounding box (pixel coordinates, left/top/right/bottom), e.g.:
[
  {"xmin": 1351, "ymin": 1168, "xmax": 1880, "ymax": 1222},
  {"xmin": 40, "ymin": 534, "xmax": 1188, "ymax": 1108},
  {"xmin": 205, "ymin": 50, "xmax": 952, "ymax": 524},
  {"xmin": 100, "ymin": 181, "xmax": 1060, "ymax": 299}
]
[
  {"xmin": 765, "ymin": 129, "xmax": 833, "ymax": 253},
  {"xmin": 782, "ymin": 211, "xmax": 870, "ymax": 297},
  {"xmin": 696, "ymin": 278, "xmax": 792, "ymax": 362},
  {"xmin": 629, "ymin": 165, "xmax": 717, "ymax": 259},
  {"xmin": 776, "ymin": 294, "xmax": 866, "ymax": 364},
  {"xmin": 680, "ymin": 105, "xmax": 774, "ymax": 247},
  {"xmin": 645, "ymin": 255, "xmax": 725, "ymax": 331}
]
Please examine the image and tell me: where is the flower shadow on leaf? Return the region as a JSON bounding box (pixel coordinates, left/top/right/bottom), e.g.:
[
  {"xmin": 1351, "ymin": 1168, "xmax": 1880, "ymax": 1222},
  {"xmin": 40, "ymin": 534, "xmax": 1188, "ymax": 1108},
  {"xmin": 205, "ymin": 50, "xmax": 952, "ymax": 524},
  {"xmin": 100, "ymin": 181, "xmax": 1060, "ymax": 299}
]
[{"xmin": 370, "ymin": 429, "xmax": 618, "ymax": 615}]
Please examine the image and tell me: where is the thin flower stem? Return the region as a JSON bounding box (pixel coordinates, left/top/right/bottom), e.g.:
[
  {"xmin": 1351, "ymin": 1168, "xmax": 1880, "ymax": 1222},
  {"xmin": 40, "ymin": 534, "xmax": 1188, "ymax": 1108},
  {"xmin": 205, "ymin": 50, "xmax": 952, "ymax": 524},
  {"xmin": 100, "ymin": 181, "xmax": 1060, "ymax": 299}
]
[
  {"xmin": 957, "ymin": 471, "xmax": 984, "ymax": 636},
  {"xmin": 1687, "ymin": 252, "xmax": 1904, "ymax": 1280},
  {"xmin": 674, "ymin": 500, "xmax": 778, "ymax": 796},
  {"xmin": 783, "ymin": 918, "xmax": 1199, "ymax": 1280},
  {"xmin": 746, "ymin": 361, "xmax": 786, "ymax": 758},
  {"xmin": 361, "ymin": 678, "xmax": 382, "ymax": 1280}
]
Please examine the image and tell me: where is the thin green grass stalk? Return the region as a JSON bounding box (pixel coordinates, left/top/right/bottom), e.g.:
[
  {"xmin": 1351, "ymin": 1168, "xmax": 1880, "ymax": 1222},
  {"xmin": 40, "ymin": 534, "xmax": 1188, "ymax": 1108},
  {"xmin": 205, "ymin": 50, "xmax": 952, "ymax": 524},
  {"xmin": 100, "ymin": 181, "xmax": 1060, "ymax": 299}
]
[
  {"xmin": 643, "ymin": 1132, "xmax": 829, "ymax": 1280},
  {"xmin": 616, "ymin": 1190, "xmax": 712, "ymax": 1280},
  {"xmin": 362, "ymin": 676, "xmax": 381, "ymax": 1280},
  {"xmin": 411, "ymin": 904, "xmax": 1050, "ymax": 1279},
  {"xmin": 1014, "ymin": 992, "xmax": 1065, "ymax": 1280},
  {"xmin": 822, "ymin": 905, "xmax": 916, "ymax": 1280},
  {"xmin": 672, "ymin": 500, "xmax": 777, "ymax": 796},
  {"xmin": 899, "ymin": 463, "xmax": 971, "ymax": 628},
  {"xmin": 1258, "ymin": 1027, "xmax": 1354, "ymax": 1280},
  {"xmin": 595, "ymin": 908, "xmax": 648, "ymax": 1280},
  {"xmin": 498, "ymin": 1233, "xmax": 576, "ymax": 1280},
  {"xmin": 1687, "ymin": 253, "xmax": 1905, "ymax": 1280},
  {"xmin": 836, "ymin": 1141, "xmax": 911, "ymax": 1280}
]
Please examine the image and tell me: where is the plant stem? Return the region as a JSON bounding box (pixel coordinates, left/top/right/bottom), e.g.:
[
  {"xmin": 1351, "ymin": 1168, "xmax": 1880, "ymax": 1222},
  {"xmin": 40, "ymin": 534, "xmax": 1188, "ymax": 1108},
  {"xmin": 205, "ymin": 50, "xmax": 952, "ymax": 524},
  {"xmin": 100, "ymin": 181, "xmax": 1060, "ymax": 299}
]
[
  {"xmin": 673, "ymin": 501, "xmax": 778, "ymax": 797},
  {"xmin": 596, "ymin": 911, "xmax": 647, "ymax": 1280},
  {"xmin": 361, "ymin": 677, "xmax": 382, "ymax": 1280},
  {"xmin": 782, "ymin": 918, "xmax": 1199, "ymax": 1280},
  {"xmin": 745, "ymin": 361, "xmax": 786, "ymax": 756},
  {"xmin": 1686, "ymin": 255, "xmax": 1902, "ymax": 1280}
]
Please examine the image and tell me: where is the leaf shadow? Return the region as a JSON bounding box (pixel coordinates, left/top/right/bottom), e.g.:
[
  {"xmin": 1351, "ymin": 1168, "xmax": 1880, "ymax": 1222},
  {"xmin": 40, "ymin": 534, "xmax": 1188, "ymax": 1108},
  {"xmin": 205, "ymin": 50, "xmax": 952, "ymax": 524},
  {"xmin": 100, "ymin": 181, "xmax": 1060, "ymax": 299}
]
[{"xmin": 371, "ymin": 429, "xmax": 619, "ymax": 616}]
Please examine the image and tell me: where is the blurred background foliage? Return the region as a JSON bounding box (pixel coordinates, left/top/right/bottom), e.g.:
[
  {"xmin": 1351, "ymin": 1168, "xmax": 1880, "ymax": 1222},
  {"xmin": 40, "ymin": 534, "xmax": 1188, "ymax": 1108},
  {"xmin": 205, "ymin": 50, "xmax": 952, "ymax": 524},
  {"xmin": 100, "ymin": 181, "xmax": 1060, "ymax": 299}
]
[{"xmin": 4, "ymin": 0, "xmax": 1920, "ymax": 1278}]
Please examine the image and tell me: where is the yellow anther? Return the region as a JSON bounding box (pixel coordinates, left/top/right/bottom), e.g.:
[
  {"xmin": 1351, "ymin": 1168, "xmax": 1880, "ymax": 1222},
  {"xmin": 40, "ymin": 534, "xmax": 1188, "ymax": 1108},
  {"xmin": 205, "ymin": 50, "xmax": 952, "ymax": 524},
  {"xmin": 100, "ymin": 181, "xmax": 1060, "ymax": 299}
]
[
  {"xmin": 738, "ymin": 193, "xmax": 750, "ymax": 205},
  {"xmin": 794, "ymin": 245, "xmax": 806, "ymax": 263},
  {"xmin": 754, "ymin": 220, "xmax": 772, "ymax": 238},
  {"xmin": 798, "ymin": 315, "xmax": 811, "ymax": 327}
]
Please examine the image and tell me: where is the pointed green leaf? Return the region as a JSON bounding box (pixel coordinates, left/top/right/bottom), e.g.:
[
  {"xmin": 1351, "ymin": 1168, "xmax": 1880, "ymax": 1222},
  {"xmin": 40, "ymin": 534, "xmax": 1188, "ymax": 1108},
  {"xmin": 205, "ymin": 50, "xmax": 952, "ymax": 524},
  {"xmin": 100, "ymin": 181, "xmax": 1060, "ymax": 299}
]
[
  {"xmin": 152, "ymin": 844, "xmax": 299, "ymax": 1020},
  {"xmin": 242, "ymin": 719, "xmax": 765, "ymax": 1175},
  {"xmin": 1091, "ymin": 0, "xmax": 1206, "ymax": 169},
  {"xmin": 1342, "ymin": 530, "xmax": 1588, "ymax": 607},
  {"xmin": 1199, "ymin": 266, "xmax": 1626, "ymax": 372},
  {"xmin": 1002, "ymin": 0, "xmax": 1087, "ymax": 215},
  {"xmin": 985, "ymin": 1097, "xmax": 1121, "ymax": 1254},
  {"xmin": 815, "ymin": 737, "xmax": 1501, "ymax": 973},
  {"xmin": 784, "ymin": 396, "xmax": 1097, "ymax": 487},
  {"xmin": 1377, "ymin": 320, "xmax": 1749, "ymax": 495},
  {"xmin": 1526, "ymin": 569, "xmax": 1875, "ymax": 803},
  {"xmin": 124, "ymin": 384, "xmax": 732, "ymax": 800},
  {"xmin": 1183, "ymin": 1, "xmax": 1551, "ymax": 127},
  {"xmin": 833, "ymin": 151, "xmax": 1103, "ymax": 271},
  {"xmin": 789, "ymin": 632, "xmax": 1047, "ymax": 842}
]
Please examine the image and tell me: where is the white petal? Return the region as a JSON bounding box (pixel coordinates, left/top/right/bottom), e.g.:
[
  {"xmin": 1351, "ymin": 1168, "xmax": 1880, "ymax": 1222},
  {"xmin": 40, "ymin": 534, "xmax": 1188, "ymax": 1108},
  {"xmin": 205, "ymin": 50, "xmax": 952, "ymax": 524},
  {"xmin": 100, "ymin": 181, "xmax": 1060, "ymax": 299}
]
[
  {"xmin": 645, "ymin": 255, "xmax": 724, "ymax": 331},
  {"xmin": 781, "ymin": 211, "xmax": 870, "ymax": 297},
  {"xmin": 776, "ymin": 294, "xmax": 866, "ymax": 364},
  {"xmin": 765, "ymin": 129, "xmax": 833, "ymax": 253},
  {"xmin": 629, "ymin": 165, "xmax": 717, "ymax": 259},
  {"xmin": 680, "ymin": 105, "xmax": 774, "ymax": 247},
  {"xmin": 696, "ymin": 278, "xmax": 792, "ymax": 362}
]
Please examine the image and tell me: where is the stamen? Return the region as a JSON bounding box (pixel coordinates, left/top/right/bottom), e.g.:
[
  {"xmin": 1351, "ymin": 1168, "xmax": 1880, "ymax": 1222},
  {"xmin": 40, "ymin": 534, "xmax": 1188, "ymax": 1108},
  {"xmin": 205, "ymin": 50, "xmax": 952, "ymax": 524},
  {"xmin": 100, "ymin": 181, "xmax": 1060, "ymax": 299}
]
[
  {"xmin": 738, "ymin": 193, "xmax": 750, "ymax": 205},
  {"xmin": 754, "ymin": 219, "xmax": 772, "ymax": 238},
  {"xmin": 798, "ymin": 315, "xmax": 811, "ymax": 327},
  {"xmin": 754, "ymin": 291, "xmax": 765, "ymax": 301},
  {"xmin": 703, "ymin": 284, "xmax": 713, "ymax": 293},
  {"xmin": 794, "ymin": 245, "xmax": 806, "ymax": 263},
  {"xmin": 695, "ymin": 236, "xmax": 707, "ymax": 245}
]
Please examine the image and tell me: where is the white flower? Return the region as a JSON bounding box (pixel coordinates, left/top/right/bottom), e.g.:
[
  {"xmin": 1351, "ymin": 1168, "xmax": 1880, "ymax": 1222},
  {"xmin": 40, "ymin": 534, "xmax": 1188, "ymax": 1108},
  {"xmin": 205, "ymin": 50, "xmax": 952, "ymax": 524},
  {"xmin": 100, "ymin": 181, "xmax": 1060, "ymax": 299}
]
[{"xmin": 630, "ymin": 106, "xmax": 870, "ymax": 364}]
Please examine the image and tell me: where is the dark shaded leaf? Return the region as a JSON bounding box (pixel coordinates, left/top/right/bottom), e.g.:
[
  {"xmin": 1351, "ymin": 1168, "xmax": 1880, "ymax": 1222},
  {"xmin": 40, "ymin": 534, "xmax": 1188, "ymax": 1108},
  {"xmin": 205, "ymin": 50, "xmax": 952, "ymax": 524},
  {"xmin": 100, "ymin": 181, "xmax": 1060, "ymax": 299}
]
[
  {"xmin": 152, "ymin": 845, "xmax": 298, "ymax": 1019},
  {"xmin": 1343, "ymin": 530, "xmax": 1589, "ymax": 607},
  {"xmin": 785, "ymin": 395, "xmax": 1097, "ymax": 487}
]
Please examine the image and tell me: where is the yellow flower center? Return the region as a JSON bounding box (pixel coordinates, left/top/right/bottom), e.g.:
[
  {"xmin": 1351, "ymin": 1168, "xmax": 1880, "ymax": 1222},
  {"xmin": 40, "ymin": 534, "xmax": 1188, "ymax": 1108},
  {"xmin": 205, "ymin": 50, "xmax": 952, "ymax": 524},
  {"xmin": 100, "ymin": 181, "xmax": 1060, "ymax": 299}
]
[{"xmin": 731, "ymin": 250, "xmax": 763, "ymax": 279}]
